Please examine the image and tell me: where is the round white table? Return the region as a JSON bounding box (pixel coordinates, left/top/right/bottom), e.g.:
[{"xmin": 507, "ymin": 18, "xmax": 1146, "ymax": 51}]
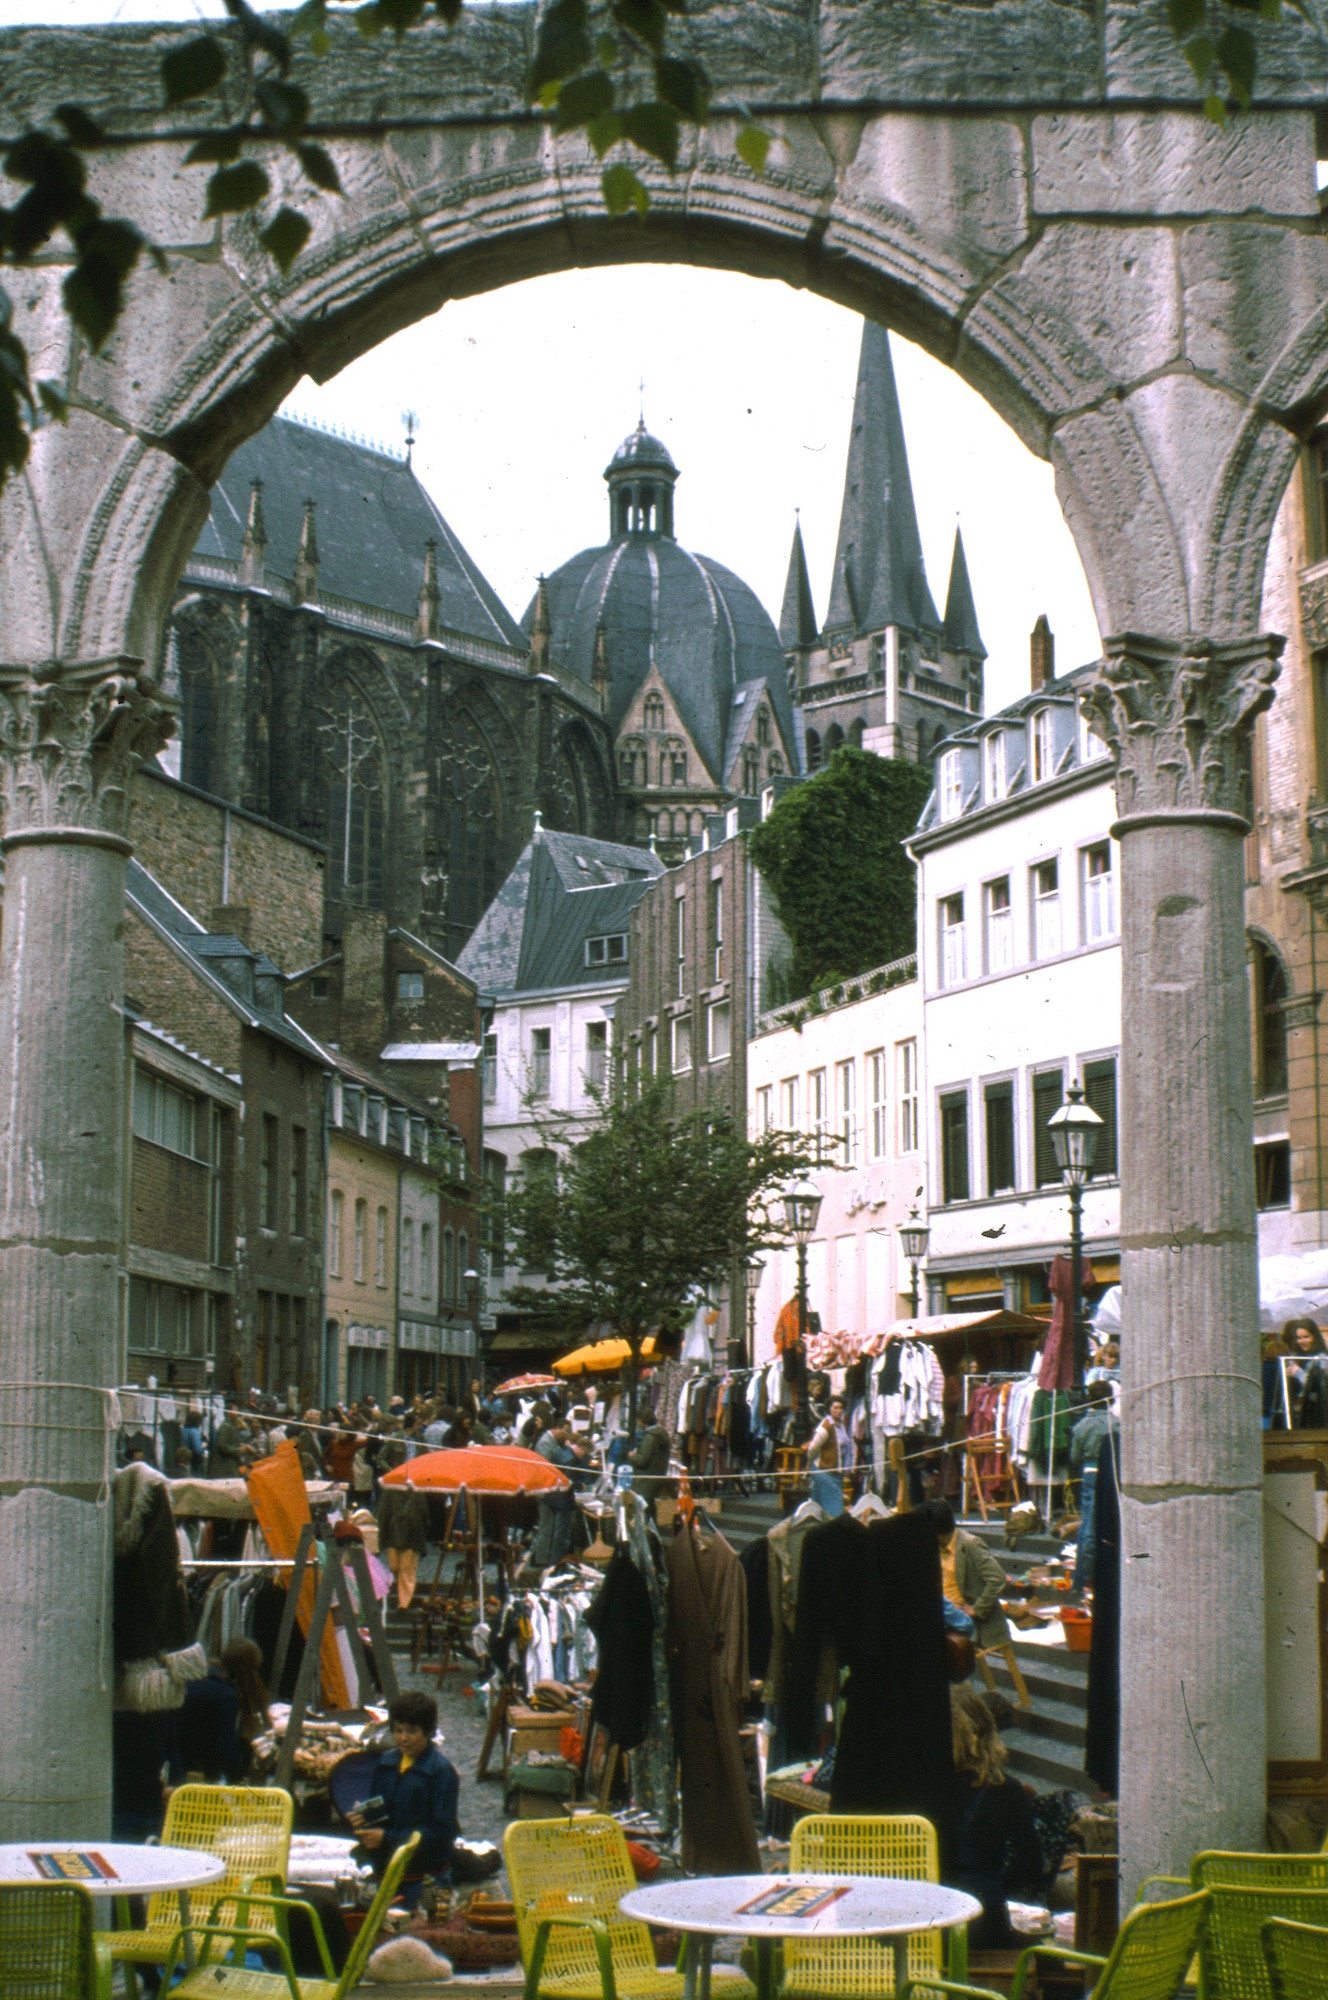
[
  {"xmin": 0, "ymin": 1842, "xmax": 227, "ymax": 1968},
  {"xmin": 621, "ymin": 1873, "xmax": 982, "ymax": 2000}
]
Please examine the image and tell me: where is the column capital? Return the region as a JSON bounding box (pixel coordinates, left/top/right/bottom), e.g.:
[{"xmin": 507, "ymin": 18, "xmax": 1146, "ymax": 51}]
[
  {"xmin": 0, "ymin": 659, "xmax": 176, "ymax": 844},
  {"xmin": 1082, "ymin": 632, "xmax": 1282, "ymax": 829}
]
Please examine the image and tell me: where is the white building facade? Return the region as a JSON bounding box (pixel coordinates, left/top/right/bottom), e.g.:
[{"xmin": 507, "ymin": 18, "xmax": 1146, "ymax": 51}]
[
  {"xmin": 909, "ymin": 668, "xmax": 1123, "ymax": 1312},
  {"xmin": 747, "ymin": 963, "xmax": 925, "ymax": 1361}
]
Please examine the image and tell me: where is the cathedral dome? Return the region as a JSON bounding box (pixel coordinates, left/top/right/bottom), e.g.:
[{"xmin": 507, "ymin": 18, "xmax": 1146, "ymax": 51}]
[{"xmin": 523, "ymin": 425, "xmax": 797, "ymax": 787}]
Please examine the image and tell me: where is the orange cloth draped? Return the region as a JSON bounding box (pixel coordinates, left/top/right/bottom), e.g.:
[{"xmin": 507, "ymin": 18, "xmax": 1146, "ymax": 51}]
[
  {"xmin": 247, "ymin": 1441, "xmax": 350, "ymax": 1710},
  {"xmin": 774, "ymin": 1299, "xmax": 803, "ymax": 1354}
]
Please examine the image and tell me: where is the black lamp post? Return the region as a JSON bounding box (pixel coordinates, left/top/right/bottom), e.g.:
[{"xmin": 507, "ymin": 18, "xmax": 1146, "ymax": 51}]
[
  {"xmin": 1047, "ymin": 1081, "xmax": 1103, "ymax": 1385},
  {"xmin": 781, "ymin": 1181, "xmax": 822, "ymax": 1439},
  {"xmin": 899, "ymin": 1207, "xmax": 931, "ymax": 1318},
  {"xmin": 744, "ymin": 1254, "xmax": 764, "ymax": 1370}
]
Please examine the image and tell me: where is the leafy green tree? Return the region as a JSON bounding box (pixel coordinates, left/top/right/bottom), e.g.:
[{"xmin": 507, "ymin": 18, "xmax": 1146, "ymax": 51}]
[
  {"xmin": 748, "ymin": 745, "xmax": 931, "ymax": 1001},
  {"xmin": 503, "ymin": 1074, "xmax": 810, "ymax": 1431}
]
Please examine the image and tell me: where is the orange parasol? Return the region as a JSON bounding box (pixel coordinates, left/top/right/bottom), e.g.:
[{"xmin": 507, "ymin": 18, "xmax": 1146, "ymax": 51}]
[
  {"xmin": 553, "ymin": 1334, "xmax": 660, "ymax": 1377},
  {"xmin": 380, "ymin": 1443, "xmax": 570, "ymax": 1493}
]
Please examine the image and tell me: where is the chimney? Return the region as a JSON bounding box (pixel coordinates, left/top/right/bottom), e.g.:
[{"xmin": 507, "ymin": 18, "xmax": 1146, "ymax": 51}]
[
  {"xmin": 294, "ymin": 498, "xmax": 319, "ymax": 604},
  {"xmin": 1031, "ymin": 613, "xmax": 1054, "ymax": 691}
]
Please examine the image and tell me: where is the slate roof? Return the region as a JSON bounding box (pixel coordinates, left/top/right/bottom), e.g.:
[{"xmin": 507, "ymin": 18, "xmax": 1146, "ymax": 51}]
[
  {"xmin": 191, "ymin": 414, "xmax": 527, "ymax": 652},
  {"xmin": 457, "ymin": 826, "xmax": 664, "ymax": 998},
  {"xmin": 525, "ymin": 535, "xmax": 798, "ymax": 785},
  {"xmin": 779, "ymin": 520, "xmax": 818, "ymax": 649},
  {"xmin": 941, "ymin": 526, "xmax": 986, "ymax": 660},
  {"xmin": 823, "ymin": 323, "xmax": 940, "ymax": 639},
  {"xmin": 126, "ymin": 861, "xmax": 326, "ymax": 1063}
]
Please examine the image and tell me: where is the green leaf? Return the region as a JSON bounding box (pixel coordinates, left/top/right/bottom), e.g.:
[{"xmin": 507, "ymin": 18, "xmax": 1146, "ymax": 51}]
[
  {"xmin": 432, "ymin": 0, "xmax": 465, "ymax": 23},
  {"xmin": 204, "ymin": 160, "xmax": 271, "ymax": 217},
  {"xmin": 1167, "ymin": 0, "xmax": 1206, "ymax": 38},
  {"xmin": 553, "ymin": 69, "xmax": 616, "ymax": 132},
  {"xmin": 295, "ymin": 141, "xmax": 342, "ymax": 193},
  {"xmin": 255, "ymin": 80, "xmax": 311, "ymax": 134},
  {"xmin": 184, "ymin": 130, "xmax": 244, "ymax": 166},
  {"xmin": 735, "ymin": 121, "xmax": 772, "ymax": 173},
  {"xmin": 620, "ymin": 101, "xmax": 679, "ymax": 167},
  {"xmin": 53, "ymin": 105, "xmax": 105, "ymax": 147},
  {"xmin": 289, "ymin": 0, "xmax": 327, "ymax": 32},
  {"xmin": 655, "ymin": 55, "xmax": 708, "ymax": 121},
  {"xmin": 1203, "ymin": 89, "xmax": 1228, "ymax": 123},
  {"xmin": 529, "ymin": 0, "xmax": 592, "ymax": 98},
  {"xmin": 375, "ymin": 0, "xmax": 430, "ymax": 29},
  {"xmin": 612, "ymin": 0, "xmax": 668, "ymax": 54},
  {"xmin": 260, "ymin": 204, "xmax": 313, "ymax": 272},
  {"xmin": 36, "ymin": 380, "xmax": 67, "ymax": 423},
  {"xmin": 586, "ymin": 112, "xmax": 624, "ymax": 157},
  {"xmin": 1182, "ymin": 30, "xmax": 1217, "ymax": 83},
  {"xmin": 1214, "ymin": 23, "xmax": 1258, "ymax": 104},
  {"xmin": 161, "ymin": 35, "xmax": 227, "ymax": 108},
  {"xmin": 602, "ymin": 161, "xmax": 648, "ymax": 217},
  {"xmin": 597, "ymin": 31, "xmax": 619, "ymax": 65}
]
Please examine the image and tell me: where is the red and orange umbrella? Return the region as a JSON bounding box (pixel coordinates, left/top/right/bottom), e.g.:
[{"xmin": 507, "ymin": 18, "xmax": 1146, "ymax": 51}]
[
  {"xmin": 380, "ymin": 1443, "xmax": 569, "ymax": 1494},
  {"xmin": 492, "ymin": 1373, "xmax": 559, "ymax": 1396}
]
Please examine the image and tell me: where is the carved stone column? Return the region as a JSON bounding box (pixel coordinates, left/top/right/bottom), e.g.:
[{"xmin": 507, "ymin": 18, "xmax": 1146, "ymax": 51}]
[
  {"xmin": 0, "ymin": 660, "xmax": 173, "ymax": 1838},
  {"xmin": 1081, "ymin": 633, "xmax": 1281, "ymax": 1899}
]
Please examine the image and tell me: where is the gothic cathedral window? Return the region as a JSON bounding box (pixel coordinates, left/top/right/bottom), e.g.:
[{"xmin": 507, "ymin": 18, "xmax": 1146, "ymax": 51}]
[{"xmin": 322, "ymin": 681, "xmax": 385, "ymax": 906}]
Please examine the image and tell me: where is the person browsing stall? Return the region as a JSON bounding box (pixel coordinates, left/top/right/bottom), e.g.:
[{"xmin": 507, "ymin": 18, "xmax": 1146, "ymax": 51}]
[{"xmin": 348, "ymin": 1691, "xmax": 459, "ymax": 1908}]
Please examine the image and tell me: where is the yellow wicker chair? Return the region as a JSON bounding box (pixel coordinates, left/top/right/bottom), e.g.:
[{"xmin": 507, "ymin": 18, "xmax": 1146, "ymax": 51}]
[
  {"xmin": 505, "ymin": 1814, "xmax": 755, "ymax": 2000},
  {"xmin": 0, "ymin": 1881, "xmax": 113, "ymax": 2000},
  {"xmin": 779, "ymin": 1813, "xmax": 959, "ymax": 1997},
  {"xmin": 1137, "ymin": 1850, "xmax": 1328, "ymax": 2000},
  {"xmin": 159, "ymin": 1834, "xmax": 420, "ymax": 2000},
  {"xmin": 111, "ymin": 1783, "xmax": 293, "ymax": 1995},
  {"xmin": 1262, "ymin": 1916, "xmax": 1328, "ymax": 2000},
  {"xmin": 900, "ymin": 1887, "xmax": 1210, "ymax": 2000}
]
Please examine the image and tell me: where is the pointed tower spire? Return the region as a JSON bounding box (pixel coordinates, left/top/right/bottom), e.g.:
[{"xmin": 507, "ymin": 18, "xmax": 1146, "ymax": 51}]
[
  {"xmin": 240, "ymin": 478, "xmax": 267, "ymax": 587},
  {"xmin": 591, "ymin": 619, "xmax": 611, "ymax": 713},
  {"xmin": 417, "ymin": 537, "xmax": 440, "ymax": 640},
  {"xmin": 528, "ymin": 575, "xmax": 552, "ymax": 675},
  {"xmin": 779, "ymin": 517, "xmax": 818, "ymax": 650},
  {"xmin": 941, "ymin": 526, "xmax": 986, "ymax": 661},
  {"xmin": 293, "ymin": 497, "xmax": 319, "ymax": 603},
  {"xmin": 823, "ymin": 322, "xmax": 938, "ymax": 639}
]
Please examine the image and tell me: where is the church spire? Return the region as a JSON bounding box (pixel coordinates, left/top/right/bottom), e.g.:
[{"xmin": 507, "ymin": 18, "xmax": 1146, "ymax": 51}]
[
  {"xmin": 823, "ymin": 322, "xmax": 938, "ymax": 639},
  {"xmin": 941, "ymin": 525, "xmax": 986, "ymax": 660},
  {"xmin": 294, "ymin": 497, "xmax": 319, "ymax": 603},
  {"xmin": 417, "ymin": 537, "xmax": 440, "ymax": 640},
  {"xmin": 779, "ymin": 517, "xmax": 818, "ymax": 650},
  {"xmin": 240, "ymin": 477, "xmax": 267, "ymax": 587}
]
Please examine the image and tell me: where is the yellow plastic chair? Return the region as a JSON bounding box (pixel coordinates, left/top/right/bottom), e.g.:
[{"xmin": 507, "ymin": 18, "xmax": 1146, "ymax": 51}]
[
  {"xmin": 0, "ymin": 1881, "xmax": 113, "ymax": 2000},
  {"xmin": 780, "ymin": 1813, "xmax": 959, "ymax": 1996},
  {"xmin": 900, "ymin": 1887, "xmax": 1210, "ymax": 2000},
  {"xmin": 110, "ymin": 1783, "xmax": 293, "ymax": 1993},
  {"xmin": 505, "ymin": 1814, "xmax": 755, "ymax": 2000},
  {"xmin": 1138, "ymin": 1850, "xmax": 1328, "ymax": 2000},
  {"xmin": 160, "ymin": 1833, "xmax": 420, "ymax": 2000},
  {"xmin": 1262, "ymin": 1915, "xmax": 1328, "ymax": 2000}
]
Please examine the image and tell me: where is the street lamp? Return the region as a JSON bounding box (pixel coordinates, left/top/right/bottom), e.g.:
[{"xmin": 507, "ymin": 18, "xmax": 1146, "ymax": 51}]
[
  {"xmin": 899, "ymin": 1207, "xmax": 931, "ymax": 1318},
  {"xmin": 1047, "ymin": 1080, "xmax": 1103, "ymax": 1384},
  {"xmin": 744, "ymin": 1254, "xmax": 764, "ymax": 1370},
  {"xmin": 782, "ymin": 1181, "xmax": 822, "ymax": 1442},
  {"xmin": 464, "ymin": 1265, "xmax": 482, "ymax": 1391}
]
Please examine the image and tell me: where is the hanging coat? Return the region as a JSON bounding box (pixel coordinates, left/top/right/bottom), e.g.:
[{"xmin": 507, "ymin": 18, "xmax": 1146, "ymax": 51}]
[
  {"xmin": 665, "ymin": 1525, "xmax": 760, "ymax": 1875},
  {"xmin": 586, "ymin": 1546, "xmax": 656, "ymax": 1753},
  {"xmin": 1038, "ymin": 1255, "xmax": 1094, "ymax": 1392}
]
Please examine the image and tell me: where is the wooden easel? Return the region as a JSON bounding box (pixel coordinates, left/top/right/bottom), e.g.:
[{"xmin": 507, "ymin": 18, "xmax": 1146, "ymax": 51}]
[{"xmin": 273, "ymin": 1526, "xmax": 400, "ymax": 1791}]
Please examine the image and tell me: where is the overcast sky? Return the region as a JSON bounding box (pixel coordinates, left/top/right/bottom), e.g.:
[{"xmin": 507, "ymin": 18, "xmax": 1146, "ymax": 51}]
[{"xmin": 12, "ymin": 0, "xmax": 1102, "ymax": 717}]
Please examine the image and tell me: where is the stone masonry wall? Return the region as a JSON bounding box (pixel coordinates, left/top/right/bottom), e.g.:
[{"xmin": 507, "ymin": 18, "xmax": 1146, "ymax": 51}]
[{"xmin": 124, "ymin": 910, "xmax": 245, "ymax": 1074}]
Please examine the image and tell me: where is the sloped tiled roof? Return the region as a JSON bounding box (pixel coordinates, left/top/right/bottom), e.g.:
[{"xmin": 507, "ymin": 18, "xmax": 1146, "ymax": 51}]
[{"xmin": 457, "ymin": 827, "xmax": 663, "ymax": 999}]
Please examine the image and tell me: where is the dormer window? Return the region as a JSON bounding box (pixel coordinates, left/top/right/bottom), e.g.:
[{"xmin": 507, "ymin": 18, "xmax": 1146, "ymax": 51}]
[
  {"xmin": 397, "ymin": 971, "xmax": 423, "ymax": 1001},
  {"xmin": 1031, "ymin": 707, "xmax": 1054, "ymax": 784},
  {"xmin": 1079, "ymin": 710, "xmax": 1109, "ymax": 764},
  {"xmin": 984, "ymin": 732, "xmax": 1006, "ymax": 804},
  {"xmin": 586, "ymin": 933, "xmax": 628, "ymax": 968},
  {"xmin": 938, "ymin": 747, "xmax": 964, "ymax": 822}
]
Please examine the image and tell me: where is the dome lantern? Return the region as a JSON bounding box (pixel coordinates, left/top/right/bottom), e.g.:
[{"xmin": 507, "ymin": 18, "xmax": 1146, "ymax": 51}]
[{"xmin": 604, "ymin": 417, "xmax": 678, "ymax": 540}]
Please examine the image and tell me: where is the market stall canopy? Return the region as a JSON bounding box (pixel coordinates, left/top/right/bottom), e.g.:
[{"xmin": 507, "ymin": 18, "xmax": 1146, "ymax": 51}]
[
  {"xmin": 492, "ymin": 1373, "xmax": 559, "ymax": 1395},
  {"xmin": 553, "ymin": 1334, "xmax": 660, "ymax": 1376},
  {"xmin": 1095, "ymin": 1255, "xmax": 1328, "ymax": 1336},
  {"xmin": 168, "ymin": 1476, "xmax": 340, "ymax": 1520},
  {"xmin": 868, "ymin": 1311, "xmax": 1045, "ymax": 1345},
  {"xmin": 380, "ymin": 1443, "xmax": 570, "ymax": 1493}
]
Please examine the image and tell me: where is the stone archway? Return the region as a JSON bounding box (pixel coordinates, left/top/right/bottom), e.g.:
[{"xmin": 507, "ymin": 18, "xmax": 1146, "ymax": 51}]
[{"xmin": 4, "ymin": 2, "xmax": 1328, "ymax": 1881}]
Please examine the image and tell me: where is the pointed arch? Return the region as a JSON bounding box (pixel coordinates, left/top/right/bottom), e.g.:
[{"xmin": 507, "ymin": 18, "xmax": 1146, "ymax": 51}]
[
  {"xmin": 321, "ymin": 674, "xmax": 387, "ymax": 907},
  {"xmin": 438, "ymin": 684, "xmax": 517, "ymax": 950},
  {"xmin": 171, "ymin": 599, "xmax": 235, "ymax": 795}
]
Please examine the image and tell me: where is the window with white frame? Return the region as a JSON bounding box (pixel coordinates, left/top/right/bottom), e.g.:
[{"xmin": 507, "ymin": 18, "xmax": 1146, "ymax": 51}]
[
  {"xmin": 897, "ymin": 1040, "xmax": 919, "ymax": 1153},
  {"xmin": 780, "ymin": 1076, "xmax": 799, "ymax": 1131},
  {"xmin": 755, "ymin": 1084, "xmax": 772, "ymax": 1135},
  {"xmin": 1082, "ymin": 842, "xmax": 1116, "ymax": 943},
  {"xmin": 1032, "ymin": 858, "xmax": 1061, "ymax": 959},
  {"xmin": 675, "ymin": 892, "xmax": 686, "ymax": 997},
  {"xmin": 837, "ymin": 1059, "xmax": 857, "ymax": 1164},
  {"xmin": 868, "ymin": 1049, "xmax": 887, "ymax": 1159},
  {"xmin": 528, "ymin": 1025, "xmax": 551, "ymax": 1098},
  {"xmin": 329, "ymin": 1188, "xmax": 344, "ymax": 1278},
  {"xmin": 645, "ymin": 1026, "xmax": 657, "ymax": 1077},
  {"xmin": 401, "ymin": 1216, "xmax": 415, "ymax": 1296},
  {"xmin": 984, "ymin": 732, "xmax": 1007, "ymax": 804},
  {"xmin": 985, "ymin": 877, "xmax": 1013, "ymax": 974},
  {"xmin": 939, "ymin": 894, "xmax": 965, "ymax": 987},
  {"xmin": 585, "ymin": 933, "xmax": 628, "ymax": 968},
  {"xmin": 420, "ymin": 1222, "xmax": 434, "ymax": 1300},
  {"xmin": 353, "ymin": 1199, "xmax": 366, "ymax": 1283},
  {"xmin": 585, "ymin": 1019, "xmax": 608, "ymax": 1091},
  {"xmin": 1079, "ymin": 710, "xmax": 1109, "ymax": 764},
  {"xmin": 938, "ymin": 747, "xmax": 964, "ymax": 822},
  {"xmin": 671, "ymin": 1013, "xmax": 692, "ymax": 1073},
  {"xmin": 808, "ymin": 1068, "xmax": 827, "ymax": 1144},
  {"xmin": 707, "ymin": 999, "xmax": 731, "ymax": 1064},
  {"xmin": 133, "ymin": 1067, "xmax": 200, "ymax": 1158},
  {"xmin": 483, "ymin": 1030, "xmax": 497, "ymax": 1101},
  {"xmin": 1031, "ymin": 707, "xmax": 1054, "ymax": 784},
  {"xmin": 375, "ymin": 1206, "xmax": 388, "ymax": 1286}
]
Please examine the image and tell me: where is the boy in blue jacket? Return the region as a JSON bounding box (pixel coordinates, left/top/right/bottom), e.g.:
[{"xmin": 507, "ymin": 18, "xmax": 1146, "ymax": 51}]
[{"xmin": 349, "ymin": 1691, "xmax": 459, "ymax": 1908}]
